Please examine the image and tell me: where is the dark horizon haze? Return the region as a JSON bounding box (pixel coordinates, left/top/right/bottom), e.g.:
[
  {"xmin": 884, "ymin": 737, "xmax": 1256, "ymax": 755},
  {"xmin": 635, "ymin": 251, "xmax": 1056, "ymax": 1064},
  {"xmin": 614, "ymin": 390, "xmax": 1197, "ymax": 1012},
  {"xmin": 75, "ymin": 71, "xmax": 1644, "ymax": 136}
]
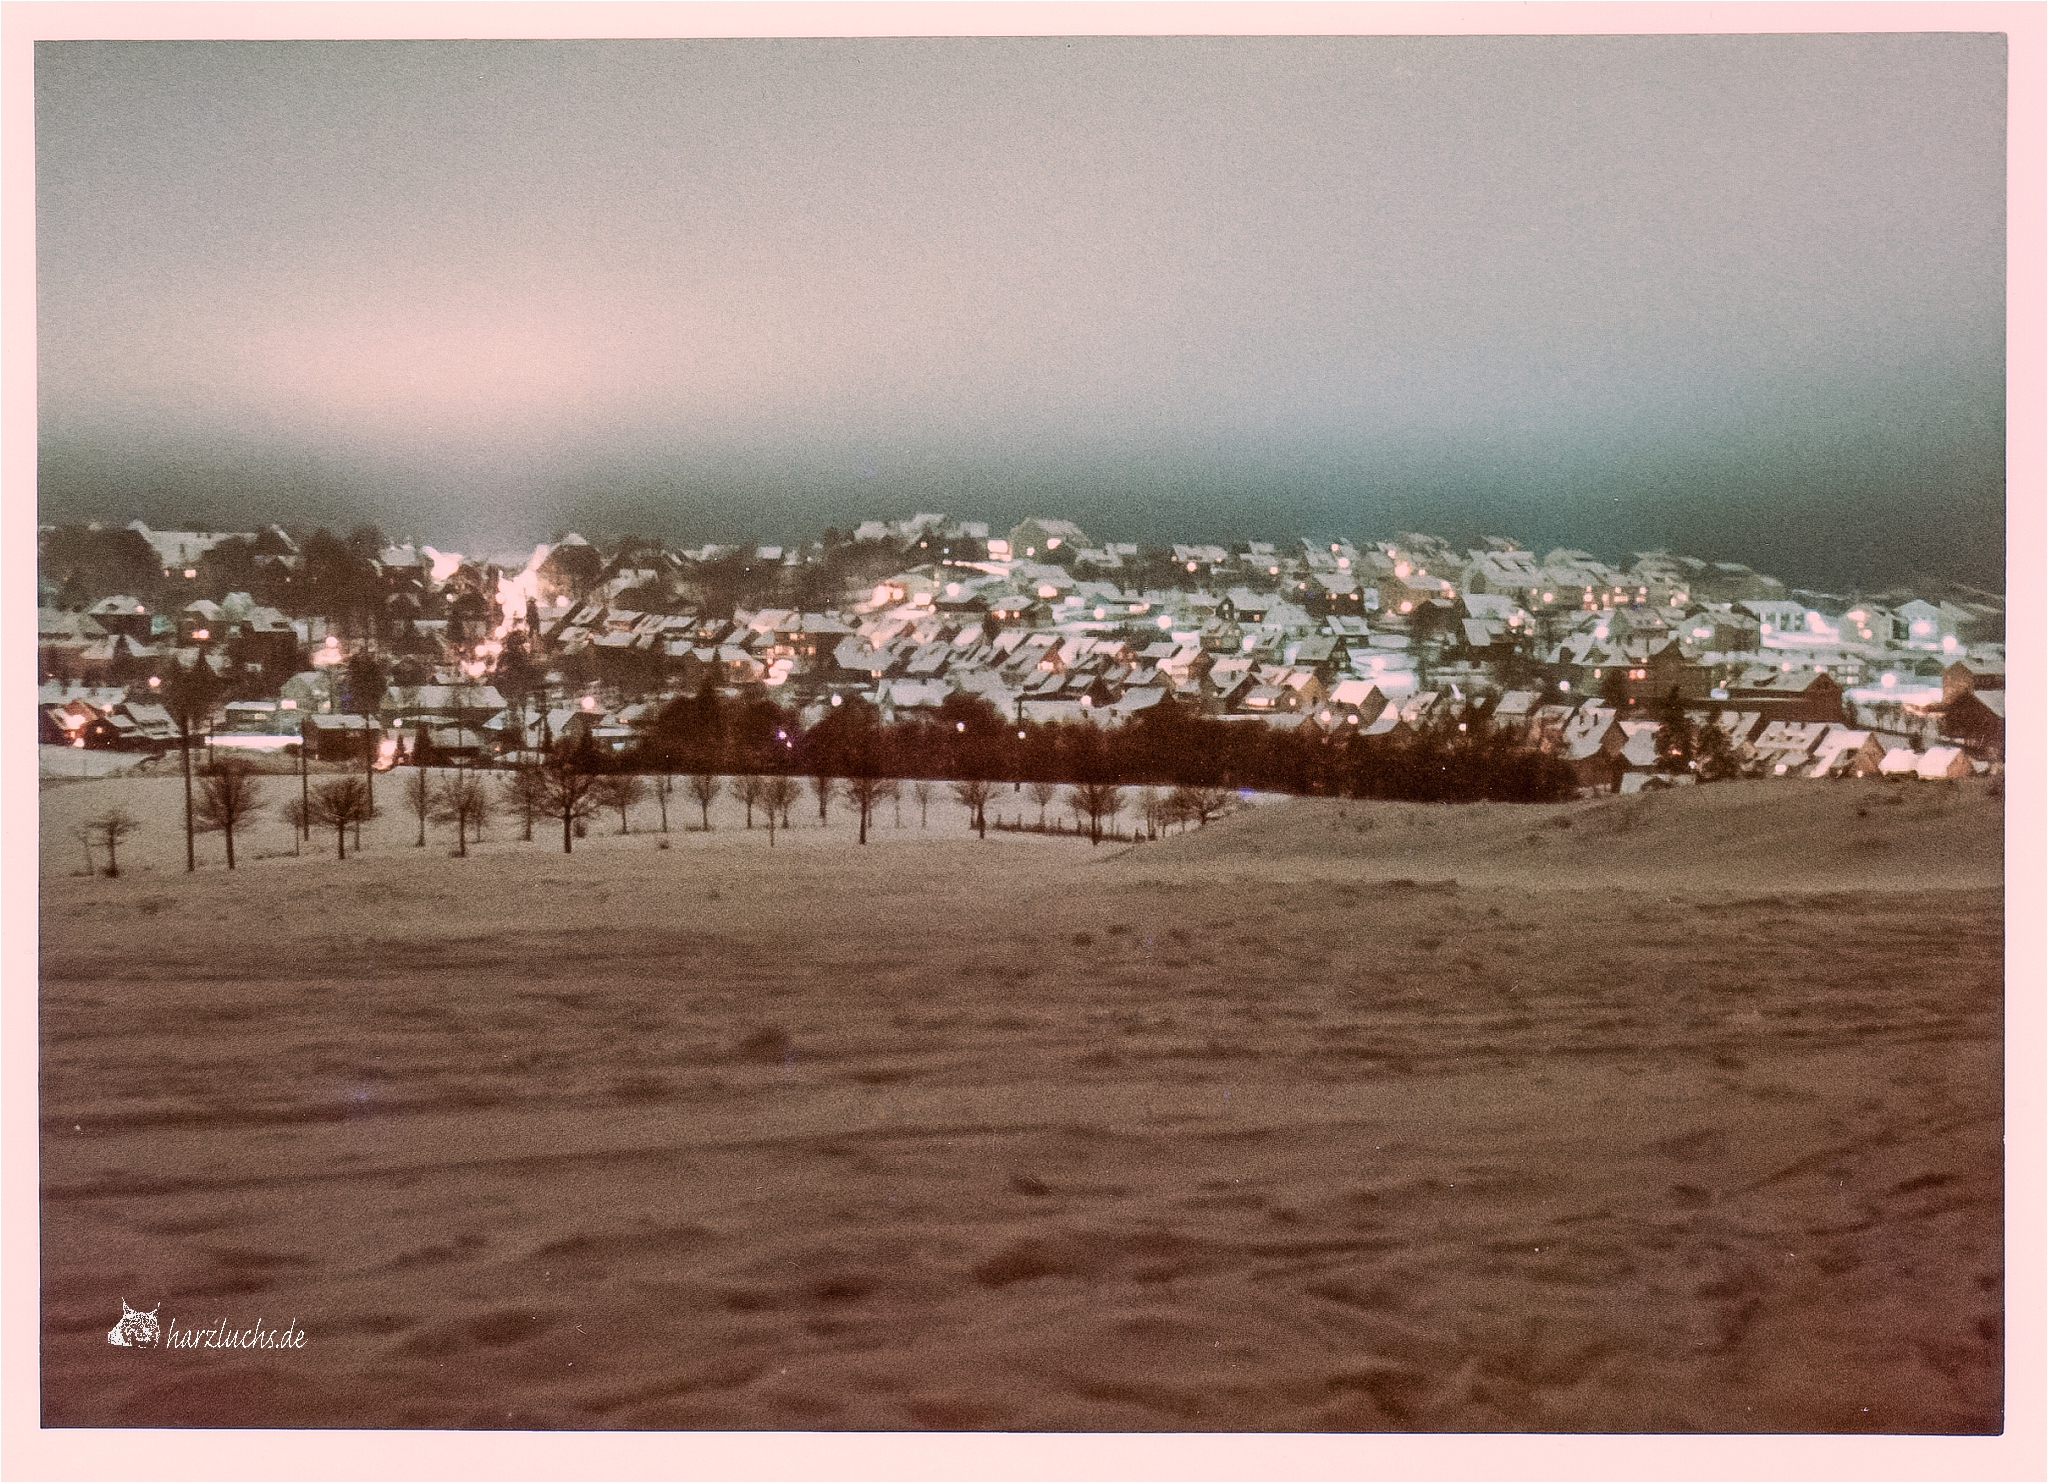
[{"xmin": 36, "ymin": 35, "xmax": 2008, "ymax": 592}]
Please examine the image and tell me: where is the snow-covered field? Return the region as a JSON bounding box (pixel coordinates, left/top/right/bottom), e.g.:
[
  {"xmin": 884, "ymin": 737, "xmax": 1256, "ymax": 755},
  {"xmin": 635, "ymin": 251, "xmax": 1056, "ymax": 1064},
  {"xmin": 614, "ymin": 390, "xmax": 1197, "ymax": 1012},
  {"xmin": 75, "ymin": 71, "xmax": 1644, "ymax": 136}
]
[
  {"xmin": 37, "ymin": 744, "xmax": 167, "ymax": 782},
  {"xmin": 38, "ymin": 775, "xmax": 2003, "ymax": 1430}
]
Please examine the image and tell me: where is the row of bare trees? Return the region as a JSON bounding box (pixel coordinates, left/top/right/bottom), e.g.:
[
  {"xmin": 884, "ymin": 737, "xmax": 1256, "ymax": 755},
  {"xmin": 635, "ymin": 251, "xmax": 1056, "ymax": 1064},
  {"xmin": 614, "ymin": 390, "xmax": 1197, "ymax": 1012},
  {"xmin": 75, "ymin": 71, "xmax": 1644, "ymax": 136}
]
[{"xmin": 69, "ymin": 759, "xmax": 1239, "ymax": 878}]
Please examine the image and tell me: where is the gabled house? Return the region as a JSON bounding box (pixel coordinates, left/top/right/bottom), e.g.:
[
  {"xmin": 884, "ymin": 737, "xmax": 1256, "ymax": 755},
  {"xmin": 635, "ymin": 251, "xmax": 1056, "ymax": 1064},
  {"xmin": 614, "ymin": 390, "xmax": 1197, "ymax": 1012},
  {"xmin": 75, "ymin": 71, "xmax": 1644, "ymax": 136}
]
[
  {"xmin": 1724, "ymin": 667, "xmax": 1846, "ymax": 723},
  {"xmin": 1525, "ymin": 702, "xmax": 1577, "ymax": 751},
  {"xmin": 302, "ymin": 712, "xmax": 381, "ymax": 761},
  {"xmin": 1616, "ymin": 720, "xmax": 1663, "ymax": 770},
  {"xmin": 1491, "ymin": 690, "xmax": 1540, "ymax": 732},
  {"xmin": 1942, "ymin": 659, "xmax": 2004, "ymax": 704},
  {"xmin": 86, "ymin": 596, "xmax": 153, "ymax": 643},
  {"xmin": 1878, "ymin": 746, "xmax": 1922, "ymax": 777},
  {"xmin": 1805, "ymin": 728, "xmax": 1876, "ymax": 778},
  {"xmin": 1915, "ymin": 746, "xmax": 1973, "ymax": 780},
  {"xmin": 1561, "ymin": 709, "xmax": 1628, "ymax": 788},
  {"xmin": 1940, "ymin": 689, "xmax": 2005, "ymax": 761},
  {"xmin": 1399, "ymin": 690, "xmax": 1442, "ymax": 727}
]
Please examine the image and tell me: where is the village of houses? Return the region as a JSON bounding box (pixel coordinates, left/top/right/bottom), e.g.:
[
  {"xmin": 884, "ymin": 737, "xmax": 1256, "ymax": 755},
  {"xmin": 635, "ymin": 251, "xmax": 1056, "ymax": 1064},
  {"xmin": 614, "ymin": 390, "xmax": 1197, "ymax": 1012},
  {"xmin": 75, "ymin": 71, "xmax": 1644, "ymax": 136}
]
[{"xmin": 37, "ymin": 513, "xmax": 2007, "ymax": 795}]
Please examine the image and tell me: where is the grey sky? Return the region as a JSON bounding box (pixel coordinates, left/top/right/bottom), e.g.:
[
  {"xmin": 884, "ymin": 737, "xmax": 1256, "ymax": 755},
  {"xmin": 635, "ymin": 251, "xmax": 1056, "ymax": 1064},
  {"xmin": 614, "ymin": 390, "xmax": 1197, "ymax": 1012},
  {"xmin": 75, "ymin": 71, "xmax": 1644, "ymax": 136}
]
[{"xmin": 36, "ymin": 35, "xmax": 2006, "ymax": 587}]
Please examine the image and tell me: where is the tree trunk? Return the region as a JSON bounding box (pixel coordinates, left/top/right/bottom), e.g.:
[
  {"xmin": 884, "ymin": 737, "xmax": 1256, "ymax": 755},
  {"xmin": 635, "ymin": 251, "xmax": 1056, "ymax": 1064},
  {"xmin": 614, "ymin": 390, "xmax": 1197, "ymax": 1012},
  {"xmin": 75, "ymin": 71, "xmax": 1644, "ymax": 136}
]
[
  {"xmin": 335, "ymin": 822, "xmax": 347, "ymax": 861},
  {"xmin": 562, "ymin": 808, "xmax": 573, "ymax": 854}
]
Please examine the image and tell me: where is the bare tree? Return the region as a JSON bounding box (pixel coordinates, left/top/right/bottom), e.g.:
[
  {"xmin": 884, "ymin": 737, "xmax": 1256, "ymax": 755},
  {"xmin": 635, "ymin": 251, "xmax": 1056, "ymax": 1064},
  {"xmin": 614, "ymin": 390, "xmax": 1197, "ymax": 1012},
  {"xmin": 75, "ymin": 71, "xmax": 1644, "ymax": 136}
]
[
  {"xmin": 592, "ymin": 772, "xmax": 647, "ymax": 834},
  {"xmin": 306, "ymin": 776, "xmax": 377, "ymax": 861},
  {"xmin": 405, "ymin": 769, "xmax": 434, "ymax": 848},
  {"xmin": 883, "ymin": 776, "xmax": 903, "ymax": 828},
  {"xmin": 951, "ymin": 777, "xmax": 994, "ymax": 839},
  {"xmin": 761, "ymin": 775, "xmax": 799, "ymax": 846},
  {"xmin": 841, "ymin": 774, "xmax": 887, "ymax": 845},
  {"xmin": 497, "ymin": 762, "xmax": 548, "ymax": 843},
  {"xmin": 431, "ymin": 773, "xmax": 492, "ymax": 856},
  {"xmin": 1067, "ymin": 781, "xmax": 1124, "ymax": 845},
  {"xmin": 1028, "ymin": 778, "xmax": 1060, "ymax": 828},
  {"xmin": 734, "ymin": 773, "xmax": 766, "ymax": 828},
  {"xmin": 161, "ymin": 659, "xmax": 220, "ymax": 873},
  {"xmin": 83, "ymin": 808, "xmax": 141, "ymax": 877},
  {"xmin": 1168, "ymin": 784, "xmax": 1234, "ymax": 828},
  {"xmin": 652, "ymin": 772, "xmax": 673, "ymax": 833},
  {"xmin": 808, "ymin": 772, "xmax": 832, "ymax": 825},
  {"xmin": 407, "ymin": 723, "xmax": 433, "ymax": 846},
  {"xmin": 538, "ymin": 741, "xmax": 604, "ymax": 853},
  {"xmin": 294, "ymin": 719, "xmax": 311, "ymax": 843},
  {"xmin": 278, "ymin": 797, "xmax": 307, "ymax": 855},
  {"xmin": 911, "ymin": 778, "xmax": 935, "ymax": 828},
  {"xmin": 1135, "ymin": 785, "xmax": 1162, "ymax": 840},
  {"xmin": 194, "ymin": 756, "xmax": 263, "ymax": 869},
  {"xmin": 685, "ymin": 773, "xmax": 723, "ymax": 830}
]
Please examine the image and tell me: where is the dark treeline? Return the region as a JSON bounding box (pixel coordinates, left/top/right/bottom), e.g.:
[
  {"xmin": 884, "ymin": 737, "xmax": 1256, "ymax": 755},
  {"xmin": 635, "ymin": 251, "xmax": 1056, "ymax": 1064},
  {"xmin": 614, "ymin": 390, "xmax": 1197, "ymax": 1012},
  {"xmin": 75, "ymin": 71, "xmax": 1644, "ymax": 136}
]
[{"xmin": 610, "ymin": 686, "xmax": 1577, "ymax": 805}]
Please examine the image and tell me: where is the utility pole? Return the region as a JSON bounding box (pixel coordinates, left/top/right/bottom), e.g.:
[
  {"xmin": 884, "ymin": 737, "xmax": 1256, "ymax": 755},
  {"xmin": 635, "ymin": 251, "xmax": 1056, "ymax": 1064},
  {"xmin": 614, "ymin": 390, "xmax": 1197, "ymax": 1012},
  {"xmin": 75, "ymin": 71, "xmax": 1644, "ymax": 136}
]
[
  {"xmin": 414, "ymin": 719, "xmax": 430, "ymax": 847},
  {"xmin": 180, "ymin": 713, "xmax": 195, "ymax": 872},
  {"xmin": 299, "ymin": 717, "xmax": 311, "ymax": 842}
]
